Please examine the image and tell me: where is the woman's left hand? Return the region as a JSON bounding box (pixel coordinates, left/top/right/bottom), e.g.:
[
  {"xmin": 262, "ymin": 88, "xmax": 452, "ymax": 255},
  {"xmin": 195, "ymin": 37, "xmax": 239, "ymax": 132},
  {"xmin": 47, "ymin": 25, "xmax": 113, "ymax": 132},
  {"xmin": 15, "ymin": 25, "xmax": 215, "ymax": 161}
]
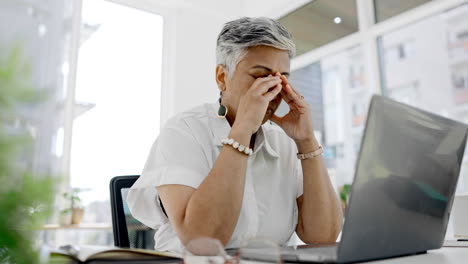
[{"xmin": 270, "ymin": 73, "xmax": 316, "ymax": 146}]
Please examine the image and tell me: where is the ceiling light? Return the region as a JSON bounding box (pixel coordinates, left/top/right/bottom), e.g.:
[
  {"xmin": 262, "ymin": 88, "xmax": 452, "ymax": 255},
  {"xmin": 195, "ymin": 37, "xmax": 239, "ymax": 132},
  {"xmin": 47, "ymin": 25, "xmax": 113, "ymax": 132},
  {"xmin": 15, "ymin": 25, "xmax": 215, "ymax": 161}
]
[{"xmin": 334, "ymin": 17, "xmax": 342, "ymax": 24}]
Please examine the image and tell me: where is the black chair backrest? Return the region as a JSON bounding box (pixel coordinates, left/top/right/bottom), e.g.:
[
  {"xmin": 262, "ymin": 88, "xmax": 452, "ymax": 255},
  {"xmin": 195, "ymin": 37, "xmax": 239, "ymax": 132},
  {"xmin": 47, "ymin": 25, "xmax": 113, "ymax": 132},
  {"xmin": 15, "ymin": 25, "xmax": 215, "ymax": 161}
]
[{"xmin": 110, "ymin": 175, "xmax": 155, "ymax": 249}]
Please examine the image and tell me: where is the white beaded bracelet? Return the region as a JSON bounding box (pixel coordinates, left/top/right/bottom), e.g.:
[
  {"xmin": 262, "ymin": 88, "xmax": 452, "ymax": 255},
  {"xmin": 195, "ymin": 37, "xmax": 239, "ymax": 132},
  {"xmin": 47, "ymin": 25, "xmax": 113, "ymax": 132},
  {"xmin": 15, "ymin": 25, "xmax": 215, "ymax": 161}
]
[{"xmin": 221, "ymin": 138, "xmax": 253, "ymax": 156}]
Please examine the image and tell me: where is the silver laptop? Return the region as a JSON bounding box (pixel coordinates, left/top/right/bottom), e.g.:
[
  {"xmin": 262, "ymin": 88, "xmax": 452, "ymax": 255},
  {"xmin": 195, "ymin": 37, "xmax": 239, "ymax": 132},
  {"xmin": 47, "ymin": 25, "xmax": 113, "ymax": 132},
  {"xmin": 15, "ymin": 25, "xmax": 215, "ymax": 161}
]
[{"xmin": 244, "ymin": 95, "xmax": 468, "ymax": 263}]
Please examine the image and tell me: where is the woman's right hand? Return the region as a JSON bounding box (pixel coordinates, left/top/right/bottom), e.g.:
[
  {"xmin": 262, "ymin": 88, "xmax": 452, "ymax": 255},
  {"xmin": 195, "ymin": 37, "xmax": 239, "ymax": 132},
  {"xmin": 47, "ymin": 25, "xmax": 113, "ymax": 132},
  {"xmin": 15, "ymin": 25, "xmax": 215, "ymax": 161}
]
[{"xmin": 232, "ymin": 75, "xmax": 283, "ymax": 135}]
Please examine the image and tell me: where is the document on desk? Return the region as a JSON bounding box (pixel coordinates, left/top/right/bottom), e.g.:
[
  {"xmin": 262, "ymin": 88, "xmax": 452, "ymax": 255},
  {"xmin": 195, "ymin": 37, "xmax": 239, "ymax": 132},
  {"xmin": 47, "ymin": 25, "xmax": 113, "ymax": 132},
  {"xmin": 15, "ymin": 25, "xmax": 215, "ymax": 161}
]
[
  {"xmin": 50, "ymin": 245, "xmax": 181, "ymax": 263},
  {"xmin": 443, "ymin": 239, "xmax": 468, "ymax": 247}
]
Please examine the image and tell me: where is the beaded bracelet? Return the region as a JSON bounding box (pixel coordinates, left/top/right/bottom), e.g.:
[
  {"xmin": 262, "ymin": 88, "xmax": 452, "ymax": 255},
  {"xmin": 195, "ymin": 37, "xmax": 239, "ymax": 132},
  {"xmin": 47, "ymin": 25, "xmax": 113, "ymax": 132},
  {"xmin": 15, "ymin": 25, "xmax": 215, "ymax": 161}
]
[{"xmin": 221, "ymin": 138, "xmax": 253, "ymax": 156}]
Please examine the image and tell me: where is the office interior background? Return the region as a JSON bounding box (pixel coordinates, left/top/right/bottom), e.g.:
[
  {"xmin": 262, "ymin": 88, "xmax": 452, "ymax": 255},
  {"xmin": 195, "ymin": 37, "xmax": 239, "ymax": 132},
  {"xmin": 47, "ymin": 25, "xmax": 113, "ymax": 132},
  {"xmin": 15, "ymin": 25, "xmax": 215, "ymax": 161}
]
[{"xmin": 1, "ymin": 0, "xmax": 468, "ymax": 248}]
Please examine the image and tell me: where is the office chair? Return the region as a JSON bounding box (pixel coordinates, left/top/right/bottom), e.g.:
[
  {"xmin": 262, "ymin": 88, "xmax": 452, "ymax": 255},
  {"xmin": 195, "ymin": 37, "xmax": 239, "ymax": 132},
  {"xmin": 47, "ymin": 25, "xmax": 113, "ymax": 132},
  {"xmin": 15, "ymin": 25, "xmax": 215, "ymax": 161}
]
[{"xmin": 110, "ymin": 175, "xmax": 156, "ymax": 249}]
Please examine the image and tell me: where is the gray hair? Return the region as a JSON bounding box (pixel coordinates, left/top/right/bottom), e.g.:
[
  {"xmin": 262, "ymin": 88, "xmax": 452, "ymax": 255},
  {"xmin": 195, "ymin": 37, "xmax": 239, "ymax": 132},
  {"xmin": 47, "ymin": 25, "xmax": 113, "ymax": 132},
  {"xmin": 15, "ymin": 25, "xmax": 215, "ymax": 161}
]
[{"xmin": 216, "ymin": 17, "xmax": 296, "ymax": 77}]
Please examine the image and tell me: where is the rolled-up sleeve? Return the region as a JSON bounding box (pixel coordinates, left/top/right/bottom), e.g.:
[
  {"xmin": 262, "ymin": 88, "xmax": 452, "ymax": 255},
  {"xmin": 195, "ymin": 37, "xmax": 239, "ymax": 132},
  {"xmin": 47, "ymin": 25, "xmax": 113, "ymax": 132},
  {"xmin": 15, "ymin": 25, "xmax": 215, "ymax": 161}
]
[{"xmin": 126, "ymin": 124, "xmax": 210, "ymax": 229}]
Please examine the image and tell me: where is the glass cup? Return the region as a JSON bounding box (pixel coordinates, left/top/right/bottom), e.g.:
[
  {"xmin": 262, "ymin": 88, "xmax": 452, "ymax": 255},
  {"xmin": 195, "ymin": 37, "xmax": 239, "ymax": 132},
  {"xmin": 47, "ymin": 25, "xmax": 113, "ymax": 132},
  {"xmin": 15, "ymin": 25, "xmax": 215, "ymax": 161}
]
[
  {"xmin": 237, "ymin": 238, "xmax": 282, "ymax": 264},
  {"xmin": 183, "ymin": 237, "xmax": 228, "ymax": 264}
]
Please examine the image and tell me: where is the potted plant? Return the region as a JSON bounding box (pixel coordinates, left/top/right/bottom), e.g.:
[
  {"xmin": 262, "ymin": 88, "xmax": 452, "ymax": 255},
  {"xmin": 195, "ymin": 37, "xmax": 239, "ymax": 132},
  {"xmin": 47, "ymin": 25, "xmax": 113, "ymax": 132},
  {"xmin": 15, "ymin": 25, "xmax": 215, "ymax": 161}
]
[{"xmin": 61, "ymin": 188, "xmax": 89, "ymax": 225}]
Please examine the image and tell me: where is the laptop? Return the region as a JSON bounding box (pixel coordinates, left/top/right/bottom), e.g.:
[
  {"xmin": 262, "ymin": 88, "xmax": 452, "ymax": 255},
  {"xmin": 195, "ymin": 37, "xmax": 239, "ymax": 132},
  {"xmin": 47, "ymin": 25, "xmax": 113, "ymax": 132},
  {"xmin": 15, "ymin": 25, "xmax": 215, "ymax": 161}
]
[{"xmin": 243, "ymin": 95, "xmax": 468, "ymax": 263}]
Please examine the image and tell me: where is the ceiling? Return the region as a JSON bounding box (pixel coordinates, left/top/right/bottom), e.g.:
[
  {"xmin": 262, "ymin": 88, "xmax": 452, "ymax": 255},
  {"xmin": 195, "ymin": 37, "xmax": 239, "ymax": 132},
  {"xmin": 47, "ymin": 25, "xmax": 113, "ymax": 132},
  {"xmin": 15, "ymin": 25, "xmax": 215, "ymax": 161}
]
[
  {"xmin": 279, "ymin": 0, "xmax": 359, "ymax": 56},
  {"xmin": 374, "ymin": 0, "xmax": 432, "ymax": 22}
]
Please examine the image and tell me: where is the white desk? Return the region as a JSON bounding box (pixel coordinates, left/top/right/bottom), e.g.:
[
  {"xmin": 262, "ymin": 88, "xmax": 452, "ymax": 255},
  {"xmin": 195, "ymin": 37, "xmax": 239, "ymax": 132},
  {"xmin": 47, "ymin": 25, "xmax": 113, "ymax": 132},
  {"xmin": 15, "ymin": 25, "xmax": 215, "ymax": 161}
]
[{"xmin": 361, "ymin": 247, "xmax": 468, "ymax": 263}]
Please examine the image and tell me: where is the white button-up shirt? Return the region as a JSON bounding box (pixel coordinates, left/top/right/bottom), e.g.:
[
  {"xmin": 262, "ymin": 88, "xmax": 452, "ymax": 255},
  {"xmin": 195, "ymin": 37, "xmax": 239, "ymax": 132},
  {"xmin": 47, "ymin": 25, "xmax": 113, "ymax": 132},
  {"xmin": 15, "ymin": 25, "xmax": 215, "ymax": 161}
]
[{"xmin": 127, "ymin": 103, "xmax": 303, "ymax": 253}]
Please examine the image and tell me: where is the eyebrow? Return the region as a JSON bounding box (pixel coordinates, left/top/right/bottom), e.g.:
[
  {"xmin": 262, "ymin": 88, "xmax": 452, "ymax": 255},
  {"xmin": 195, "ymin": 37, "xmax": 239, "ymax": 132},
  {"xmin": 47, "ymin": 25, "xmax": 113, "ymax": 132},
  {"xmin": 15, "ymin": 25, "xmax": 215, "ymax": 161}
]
[{"xmin": 251, "ymin": 65, "xmax": 290, "ymax": 76}]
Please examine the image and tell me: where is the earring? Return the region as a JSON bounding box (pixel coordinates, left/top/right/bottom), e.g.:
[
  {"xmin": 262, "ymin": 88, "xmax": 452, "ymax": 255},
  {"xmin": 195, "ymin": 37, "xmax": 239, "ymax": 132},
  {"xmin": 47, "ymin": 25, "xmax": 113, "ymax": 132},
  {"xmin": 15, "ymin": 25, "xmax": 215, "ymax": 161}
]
[{"xmin": 217, "ymin": 91, "xmax": 228, "ymax": 118}]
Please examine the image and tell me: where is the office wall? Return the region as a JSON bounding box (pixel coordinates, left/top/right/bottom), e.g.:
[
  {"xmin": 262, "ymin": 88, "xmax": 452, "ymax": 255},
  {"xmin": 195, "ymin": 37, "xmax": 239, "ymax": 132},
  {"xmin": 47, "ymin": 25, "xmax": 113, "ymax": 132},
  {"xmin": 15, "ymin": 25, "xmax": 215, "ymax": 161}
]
[
  {"xmin": 243, "ymin": 0, "xmax": 308, "ymax": 17},
  {"xmin": 161, "ymin": 0, "xmax": 302, "ymax": 124},
  {"xmin": 160, "ymin": 3, "xmax": 242, "ymax": 125},
  {"xmin": 171, "ymin": 9, "xmax": 225, "ymax": 114}
]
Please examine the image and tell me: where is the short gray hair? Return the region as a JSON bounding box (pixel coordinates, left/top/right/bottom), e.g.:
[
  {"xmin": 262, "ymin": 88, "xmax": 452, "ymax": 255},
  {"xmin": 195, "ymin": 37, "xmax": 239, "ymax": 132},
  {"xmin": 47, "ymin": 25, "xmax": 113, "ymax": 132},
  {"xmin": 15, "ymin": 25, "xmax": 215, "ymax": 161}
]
[{"xmin": 216, "ymin": 17, "xmax": 296, "ymax": 77}]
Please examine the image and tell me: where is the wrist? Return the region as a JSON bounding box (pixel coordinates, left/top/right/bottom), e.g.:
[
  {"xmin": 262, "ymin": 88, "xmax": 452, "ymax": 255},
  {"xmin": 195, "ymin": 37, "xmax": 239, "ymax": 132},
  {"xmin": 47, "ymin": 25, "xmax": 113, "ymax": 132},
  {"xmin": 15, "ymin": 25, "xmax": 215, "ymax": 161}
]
[
  {"xmin": 229, "ymin": 124, "xmax": 252, "ymax": 147},
  {"xmin": 232, "ymin": 119, "xmax": 256, "ymax": 134},
  {"xmin": 295, "ymin": 138, "xmax": 320, "ymax": 153}
]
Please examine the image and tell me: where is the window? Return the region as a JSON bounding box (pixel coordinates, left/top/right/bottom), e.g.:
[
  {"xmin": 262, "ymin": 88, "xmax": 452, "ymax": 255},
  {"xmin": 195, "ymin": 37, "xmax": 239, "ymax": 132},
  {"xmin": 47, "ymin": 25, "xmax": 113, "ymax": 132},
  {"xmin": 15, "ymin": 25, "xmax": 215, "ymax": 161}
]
[
  {"xmin": 287, "ymin": 46, "xmax": 370, "ymax": 188},
  {"xmin": 379, "ymin": 3, "xmax": 468, "ymax": 193},
  {"xmin": 278, "ymin": 0, "xmax": 358, "ymax": 57},
  {"xmin": 67, "ymin": 0, "xmax": 163, "ymax": 232}
]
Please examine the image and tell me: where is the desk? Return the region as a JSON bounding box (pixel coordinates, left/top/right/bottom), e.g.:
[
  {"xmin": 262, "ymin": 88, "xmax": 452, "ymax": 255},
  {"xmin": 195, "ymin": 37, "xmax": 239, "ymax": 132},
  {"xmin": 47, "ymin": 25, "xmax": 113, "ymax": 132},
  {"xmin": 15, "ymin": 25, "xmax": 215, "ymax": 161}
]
[
  {"xmin": 360, "ymin": 247, "xmax": 468, "ymax": 264},
  {"xmin": 47, "ymin": 247, "xmax": 467, "ymax": 263}
]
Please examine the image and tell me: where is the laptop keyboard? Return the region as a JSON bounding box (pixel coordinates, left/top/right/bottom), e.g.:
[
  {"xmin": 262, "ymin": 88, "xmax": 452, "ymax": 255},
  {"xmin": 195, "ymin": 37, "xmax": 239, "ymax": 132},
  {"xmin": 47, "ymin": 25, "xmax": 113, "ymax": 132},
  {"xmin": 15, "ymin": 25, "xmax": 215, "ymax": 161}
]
[{"xmin": 299, "ymin": 245, "xmax": 337, "ymax": 256}]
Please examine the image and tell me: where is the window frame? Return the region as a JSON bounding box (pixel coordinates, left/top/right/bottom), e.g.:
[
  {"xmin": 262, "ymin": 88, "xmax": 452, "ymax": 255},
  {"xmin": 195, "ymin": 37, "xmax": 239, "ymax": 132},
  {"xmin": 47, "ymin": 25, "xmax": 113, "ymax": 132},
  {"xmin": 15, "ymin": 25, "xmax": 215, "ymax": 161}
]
[
  {"xmin": 61, "ymin": 0, "xmax": 175, "ymax": 186},
  {"xmin": 271, "ymin": 0, "xmax": 468, "ymax": 188},
  {"xmin": 270, "ymin": 0, "xmax": 467, "ymax": 94}
]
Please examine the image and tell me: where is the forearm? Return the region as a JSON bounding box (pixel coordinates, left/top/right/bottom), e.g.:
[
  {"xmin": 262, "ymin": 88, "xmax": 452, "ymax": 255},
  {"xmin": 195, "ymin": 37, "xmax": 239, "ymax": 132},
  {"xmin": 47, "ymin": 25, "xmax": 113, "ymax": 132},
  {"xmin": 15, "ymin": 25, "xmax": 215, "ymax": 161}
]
[
  {"xmin": 178, "ymin": 127, "xmax": 251, "ymax": 245},
  {"xmin": 296, "ymin": 140, "xmax": 343, "ymax": 243}
]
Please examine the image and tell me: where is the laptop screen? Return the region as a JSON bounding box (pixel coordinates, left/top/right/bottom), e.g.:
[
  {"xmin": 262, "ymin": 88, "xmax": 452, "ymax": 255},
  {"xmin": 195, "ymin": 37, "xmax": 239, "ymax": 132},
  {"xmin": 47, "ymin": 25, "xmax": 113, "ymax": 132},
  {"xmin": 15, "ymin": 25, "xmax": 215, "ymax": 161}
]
[{"xmin": 338, "ymin": 95, "xmax": 468, "ymax": 263}]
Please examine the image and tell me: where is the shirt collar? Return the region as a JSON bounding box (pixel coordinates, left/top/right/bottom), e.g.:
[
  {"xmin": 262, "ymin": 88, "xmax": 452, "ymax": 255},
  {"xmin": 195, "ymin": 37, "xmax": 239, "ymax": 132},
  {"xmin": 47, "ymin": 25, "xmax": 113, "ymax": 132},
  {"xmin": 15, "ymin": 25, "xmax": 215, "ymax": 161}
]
[{"xmin": 209, "ymin": 103, "xmax": 279, "ymax": 158}]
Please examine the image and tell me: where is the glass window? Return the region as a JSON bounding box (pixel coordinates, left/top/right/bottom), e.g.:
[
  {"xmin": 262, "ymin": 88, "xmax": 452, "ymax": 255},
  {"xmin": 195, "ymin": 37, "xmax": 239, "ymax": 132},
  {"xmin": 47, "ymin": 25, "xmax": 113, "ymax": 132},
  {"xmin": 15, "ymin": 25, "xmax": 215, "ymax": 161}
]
[
  {"xmin": 374, "ymin": 0, "xmax": 432, "ymax": 22},
  {"xmin": 283, "ymin": 46, "xmax": 370, "ymax": 189},
  {"xmin": 278, "ymin": 0, "xmax": 358, "ymax": 57},
  {"xmin": 70, "ymin": 0, "xmax": 163, "ymax": 224},
  {"xmin": 379, "ymin": 3, "xmax": 468, "ymax": 194}
]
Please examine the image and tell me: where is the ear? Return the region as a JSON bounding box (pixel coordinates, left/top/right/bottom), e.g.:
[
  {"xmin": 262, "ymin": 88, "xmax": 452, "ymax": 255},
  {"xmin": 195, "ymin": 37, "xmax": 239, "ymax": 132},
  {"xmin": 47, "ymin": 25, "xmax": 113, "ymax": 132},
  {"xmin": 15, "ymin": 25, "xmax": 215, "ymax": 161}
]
[{"xmin": 215, "ymin": 65, "xmax": 228, "ymax": 91}]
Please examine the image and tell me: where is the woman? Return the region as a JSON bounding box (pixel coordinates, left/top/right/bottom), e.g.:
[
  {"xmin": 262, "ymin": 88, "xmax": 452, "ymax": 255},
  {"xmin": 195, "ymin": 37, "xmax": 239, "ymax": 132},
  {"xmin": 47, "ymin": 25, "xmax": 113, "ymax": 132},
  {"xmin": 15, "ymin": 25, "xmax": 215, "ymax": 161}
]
[{"xmin": 127, "ymin": 17, "xmax": 343, "ymax": 253}]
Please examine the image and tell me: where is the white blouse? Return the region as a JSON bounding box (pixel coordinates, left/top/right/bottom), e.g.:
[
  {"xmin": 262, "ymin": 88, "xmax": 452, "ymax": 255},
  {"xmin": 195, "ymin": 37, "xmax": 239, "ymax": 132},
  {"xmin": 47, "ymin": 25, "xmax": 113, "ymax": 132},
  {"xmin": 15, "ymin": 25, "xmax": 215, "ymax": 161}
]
[{"xmin": 126, "ymin": 103, "xmax": 303, "ymax": 253}]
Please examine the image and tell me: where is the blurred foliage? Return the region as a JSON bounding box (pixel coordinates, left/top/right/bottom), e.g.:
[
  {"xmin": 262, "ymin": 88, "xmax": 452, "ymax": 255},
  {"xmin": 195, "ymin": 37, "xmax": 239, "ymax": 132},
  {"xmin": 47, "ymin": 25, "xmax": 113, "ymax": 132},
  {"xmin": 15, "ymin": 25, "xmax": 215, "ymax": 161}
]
[
  {"xmin": 0, "ymin": 46, "xmax": 55, "ymax": 264},
  {"xmin": 339, "ymin": 184, "xmax": 351, "ymax": 204}
]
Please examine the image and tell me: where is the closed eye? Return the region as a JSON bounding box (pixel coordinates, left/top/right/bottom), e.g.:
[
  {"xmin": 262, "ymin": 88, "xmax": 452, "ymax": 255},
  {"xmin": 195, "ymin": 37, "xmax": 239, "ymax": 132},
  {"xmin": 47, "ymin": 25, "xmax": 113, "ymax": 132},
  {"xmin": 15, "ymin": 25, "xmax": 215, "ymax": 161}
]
[{"xmin": 250, "ymin": 74, "xmax": 269, "ymax": 79}]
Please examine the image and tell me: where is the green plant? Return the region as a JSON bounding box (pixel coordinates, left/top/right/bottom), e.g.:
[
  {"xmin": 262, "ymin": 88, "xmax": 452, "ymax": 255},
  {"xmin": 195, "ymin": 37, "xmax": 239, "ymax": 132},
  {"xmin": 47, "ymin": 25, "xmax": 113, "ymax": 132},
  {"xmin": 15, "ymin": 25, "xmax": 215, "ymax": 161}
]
[
  {"xmin": 339, "ymin": 184, "xmax": 352, "ymax": 205},
  {"xmin": 0, "ymin": 46, "xmax": 55, "ymax": 264}
]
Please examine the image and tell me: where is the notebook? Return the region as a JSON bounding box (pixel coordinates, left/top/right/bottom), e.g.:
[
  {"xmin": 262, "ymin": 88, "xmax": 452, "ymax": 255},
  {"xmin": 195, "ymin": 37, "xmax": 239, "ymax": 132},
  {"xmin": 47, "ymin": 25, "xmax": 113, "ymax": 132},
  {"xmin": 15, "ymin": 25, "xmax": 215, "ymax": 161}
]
[{"xmin": 50, "ymin": 245, "xmax": 181, "ymax": 263}]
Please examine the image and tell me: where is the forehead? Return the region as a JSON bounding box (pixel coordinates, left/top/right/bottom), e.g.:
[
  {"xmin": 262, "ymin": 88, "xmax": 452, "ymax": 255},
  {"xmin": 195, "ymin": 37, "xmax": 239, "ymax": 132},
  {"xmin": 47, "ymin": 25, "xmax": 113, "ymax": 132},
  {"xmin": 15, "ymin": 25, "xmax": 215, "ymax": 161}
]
[{"xmin": 238, "ymin": 45, "xmax": 290, "ymax": 72}]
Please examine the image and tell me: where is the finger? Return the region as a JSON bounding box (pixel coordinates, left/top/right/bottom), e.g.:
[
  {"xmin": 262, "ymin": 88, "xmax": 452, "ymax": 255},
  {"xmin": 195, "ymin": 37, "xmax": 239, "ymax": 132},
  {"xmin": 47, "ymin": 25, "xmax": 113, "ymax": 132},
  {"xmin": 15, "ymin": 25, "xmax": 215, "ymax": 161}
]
[
  {"xmin": 281, "ymin": 86, "xmax": 307, "ymax": 114},
  {"xmin": 279, "ymin": 74, "xmax": 289, "ymax": 87},
  {"xmin": 284, "ymin": 83, "xmax": 304, "ymax": 103},
  {"xmin": 279, "ymin": 74, "xmax": 290, "ymax": 86},
  {"xmin": 281, "ymin": 83, "xmax": 301, "ymax": 104},
  {"xmin": 270, "ymin": 114, "xmax": 282, "ymax": 125},
  {"xmin": 264, "ymin": 83, "xmax": 282, "ymax": 101},
  {"xmin": 276, "ymin": 74, "xmax": 306, "ymax": 107},
  {"xmin": 285, "ymin": 83, "xmax": 306, "ymax": 105},
  {"xmin": 253, "ymin": 75, "xmax": 280, "ymax": 86},
  {"xmin": 280, "ymin": 75, "xmax": 301, "ymax": 97},
  {"xmin": 280, "ymin": 87, "xmax": 295, "ymax": 103},
  {"xmin": 252, "ymin": 76, "xmax": 282, "ymax": 95},
  {"xmin": 278, "ymin": 75, "xmax": 299, "ymax": 100},
  {"xmin": 286, "ymin": 84, "xmax": 304, "ymax": 100},
  {"xmin": 289, "ymin": 85, "xmax": 302, "ymax": 98}
]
